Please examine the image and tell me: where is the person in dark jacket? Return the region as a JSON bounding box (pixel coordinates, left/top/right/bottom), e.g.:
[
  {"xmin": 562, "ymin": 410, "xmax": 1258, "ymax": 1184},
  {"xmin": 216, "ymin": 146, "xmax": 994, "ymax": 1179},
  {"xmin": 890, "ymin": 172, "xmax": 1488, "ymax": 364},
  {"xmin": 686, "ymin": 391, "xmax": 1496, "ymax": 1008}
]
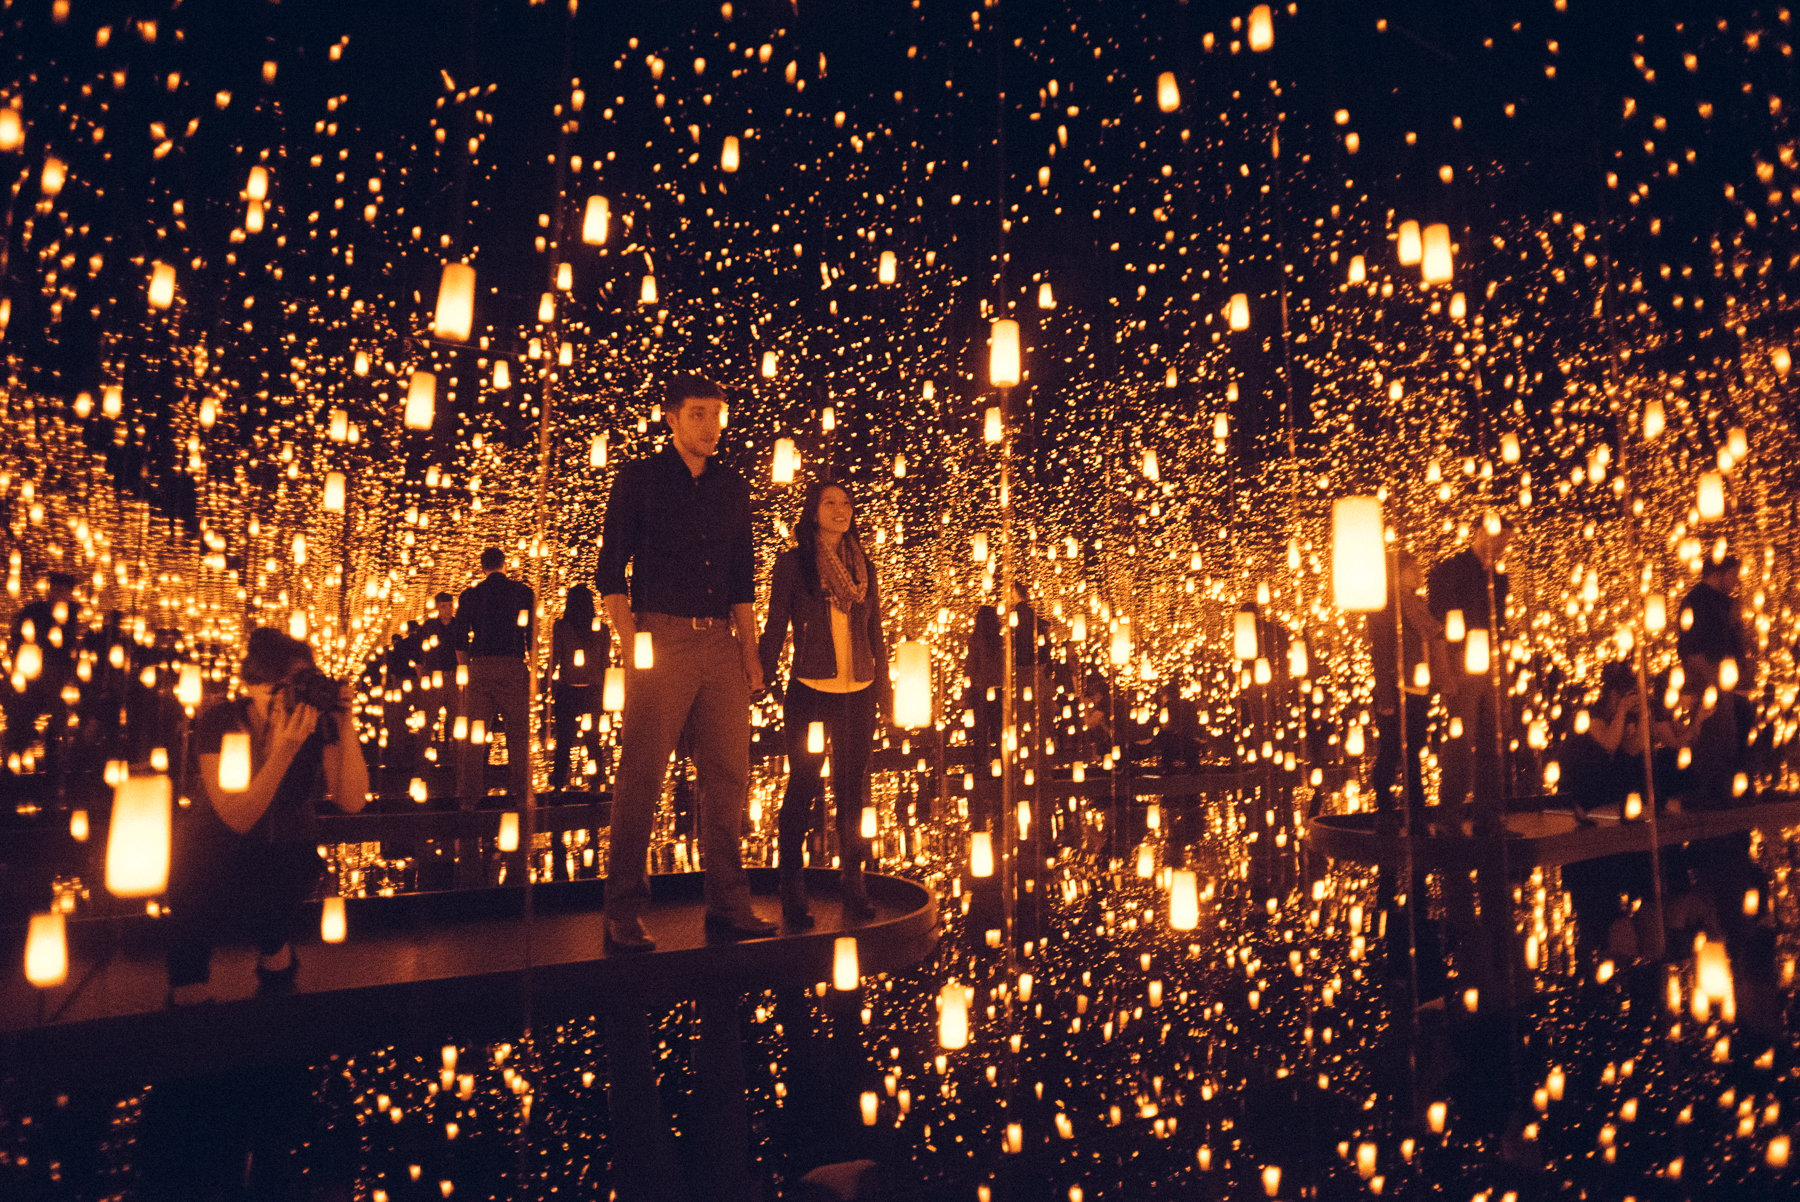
[
  {"xmin": 450, "ymin": 548, "xmax": 535, "ymax": 808},
  {"xmin": 759, "ymin": 480, "xmax": 892, "ymax": 925},
  {"xmin": 1427, "ymin": 515, "xmax": 1513, "ymax": 835},
  {"xmin": 549, "ymin": 584, "xmax": 609, "ymax": 791}
]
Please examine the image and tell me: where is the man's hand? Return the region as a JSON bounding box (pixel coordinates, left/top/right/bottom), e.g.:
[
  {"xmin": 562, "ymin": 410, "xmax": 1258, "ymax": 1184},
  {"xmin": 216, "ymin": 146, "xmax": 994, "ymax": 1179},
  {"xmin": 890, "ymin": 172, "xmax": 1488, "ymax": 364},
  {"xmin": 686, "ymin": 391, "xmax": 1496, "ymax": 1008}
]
[{"xmin": 742, "ymin": 645, "xmax": 764, "ymax": 695}]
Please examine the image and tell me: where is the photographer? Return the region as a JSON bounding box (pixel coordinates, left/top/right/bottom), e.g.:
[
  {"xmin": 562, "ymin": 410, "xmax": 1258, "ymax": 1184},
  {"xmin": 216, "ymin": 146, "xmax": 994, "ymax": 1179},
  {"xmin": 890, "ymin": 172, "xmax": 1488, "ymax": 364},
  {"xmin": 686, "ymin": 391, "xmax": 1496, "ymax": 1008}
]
[{"xmin": 166, "ymin": 628, "xmax": 369, "ymax": 1004}]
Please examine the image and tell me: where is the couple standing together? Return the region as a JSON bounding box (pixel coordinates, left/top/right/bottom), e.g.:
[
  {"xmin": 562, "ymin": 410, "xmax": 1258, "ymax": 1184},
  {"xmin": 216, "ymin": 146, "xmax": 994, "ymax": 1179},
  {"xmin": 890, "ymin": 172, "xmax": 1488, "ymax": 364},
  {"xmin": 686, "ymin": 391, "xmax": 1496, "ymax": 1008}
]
[{"xmin": 596, "ymin": 374, "xmax": 890, "ymax": 952}]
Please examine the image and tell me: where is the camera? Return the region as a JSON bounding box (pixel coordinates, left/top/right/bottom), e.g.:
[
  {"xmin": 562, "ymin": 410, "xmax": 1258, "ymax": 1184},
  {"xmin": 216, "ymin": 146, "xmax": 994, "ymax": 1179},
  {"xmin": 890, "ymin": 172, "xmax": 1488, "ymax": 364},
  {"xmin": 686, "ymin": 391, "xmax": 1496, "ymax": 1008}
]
[{"xmin": 282, "ymin": 667, "xmax": 345, "ymax": 744}]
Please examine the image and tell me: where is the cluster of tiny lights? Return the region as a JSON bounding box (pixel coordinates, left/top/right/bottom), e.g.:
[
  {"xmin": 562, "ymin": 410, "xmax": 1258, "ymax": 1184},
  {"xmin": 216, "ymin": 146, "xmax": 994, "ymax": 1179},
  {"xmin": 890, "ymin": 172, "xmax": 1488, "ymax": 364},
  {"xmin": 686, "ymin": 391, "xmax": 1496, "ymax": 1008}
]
[{"xmin": 2, "ymin": 0, "xmax": 1800, "ymax": 1198}]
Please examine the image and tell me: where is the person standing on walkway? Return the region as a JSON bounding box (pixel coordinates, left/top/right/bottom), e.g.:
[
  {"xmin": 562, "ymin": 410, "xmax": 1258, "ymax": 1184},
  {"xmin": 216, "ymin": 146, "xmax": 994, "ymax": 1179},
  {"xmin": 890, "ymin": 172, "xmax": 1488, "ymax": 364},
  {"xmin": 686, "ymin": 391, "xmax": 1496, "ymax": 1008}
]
[
  {"xmin": 1428, "ymin": 514, "xmax": 1513, "ymax": 836},
  {"xmin": 596, "ymin": 374, "xmax": 776, "ymax": 952},
  {"xmin": 451, "ymin": 548, "xmax": 535, "ymax": 809},
  {"xmin": 759, "ymin": 480, "xmax": 891, "ymax": 927},
  {"xmin": 549, "ymin": 583, "xmax": 609, "ymax": 792}
]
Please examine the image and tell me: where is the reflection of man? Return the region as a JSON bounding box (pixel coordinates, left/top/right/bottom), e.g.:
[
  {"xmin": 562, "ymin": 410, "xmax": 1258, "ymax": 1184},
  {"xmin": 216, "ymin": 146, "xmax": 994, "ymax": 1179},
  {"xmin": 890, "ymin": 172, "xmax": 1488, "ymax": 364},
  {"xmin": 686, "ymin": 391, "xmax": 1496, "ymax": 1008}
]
[
  {"xmin": 1428, "ymin": 516, "xmax": 1512, "ymax": 836},
  {"xmin": 1677, "ymin": 555, "xmax": 1745, "ymax": 678},
  {"xmin": 451, "ymin": 549, "xmax": 535, "ymax": 809},
  {"xmin": 597, "ymin": 374, "xmax": 776, "ymax": 952},
  {"xmin": 5, "ymin": 572, "xmax": 79, "ymax": 776}
]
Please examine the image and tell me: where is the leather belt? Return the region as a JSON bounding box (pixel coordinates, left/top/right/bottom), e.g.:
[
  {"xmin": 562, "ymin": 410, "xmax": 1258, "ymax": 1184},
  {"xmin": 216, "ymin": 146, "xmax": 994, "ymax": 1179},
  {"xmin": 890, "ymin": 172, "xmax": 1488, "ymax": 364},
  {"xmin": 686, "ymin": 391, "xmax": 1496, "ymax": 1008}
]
[{"xmin": 642, "ymin": 612, "xmax": 729, "ymax": 630}]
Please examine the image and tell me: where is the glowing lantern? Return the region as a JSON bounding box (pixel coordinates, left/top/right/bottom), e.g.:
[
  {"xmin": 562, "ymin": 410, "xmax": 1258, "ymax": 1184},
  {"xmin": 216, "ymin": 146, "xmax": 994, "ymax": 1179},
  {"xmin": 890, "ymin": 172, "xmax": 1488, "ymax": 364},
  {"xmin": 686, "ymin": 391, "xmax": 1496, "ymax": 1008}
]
[
  {"xmin": 1347, "ymin": 255, "xmax": 1366, "ymax": 284},
  {"xmin": 219, "ymin": 731, "xmax": 252, "ymax": 791},
  {"xmin": 1261, "ymin": 1166, "xmax": 1281, "ymax": 1197},
  {"xmin": 833, "ymin": 936, "xmax": 860, "ymax": 990},
  {"xmin": 1645, "ymin": 593, "xmax": 1667, "ymax": 632},
  {"xmin": 1773, "ymin": 346, "xmax": 1793, "ymax": 377},
  {"xmin": 938, "ymin": 981, "xmax": 971, "ymax": 1049},
  {"xmin": 878, "ymin": 250, "xmax": 897, "ymax": 284},
  {"xmin": 1719, "ymin": 657, "xmax": 1739, "ymax": 691},
  {"xmin": 1156, "ymin": 71, "xmax": 1180, "ymax": 112},
  {"xmin": 1396, "ymin": 220, "xmax": 1422, "ymax": 266},
  {"xmin": 806, "ymin": 721, "xmax": 826, "ymax": 755},
  {"xmin": 861, "ymin": 1092, "xmax": 879, "ymax": 1126},
  {"xmin": 1111, "ymin": 620, "xmax": 1132, "ymax": 666},
  {"xmin": 970, "ymin": 832, "xmax": 995, "ymax": 878},
  {"xmin": 0, "ymin": 107, "xmax": 21, "ymax": 151},
  {"xmin": 1449, "ymin": 290, "xmax": 1468, "ymax": 320},
  {"xmin": 432, "ymin": 263, "xmax": 476, "ymax": 342},
  {"xmin": 720, "ymin": 135, "xmax": 740, "ymax": 172},
  {"xmin": 323, "ymin": 471, "xmax": 347, "ymax": 513},
  {"xmin": 40, "ymin": 156, "xmax": 66, "ymax": 197},
  {"xmin": 639, "ymin": 275, "xmax": 658, "ymax": 305},
  {"xmin": 1038, "ymin": 281, "xmax": 1055, "ymax": 308},
  {"xmin": 1420, "ymin": 223, "xmax": 1453, "ymax": 284},
  {"xmin": 1697, "ymin": 472, "xmax": 1725, "ymax": 520},
  {"xmin": 498, "ymin": 812, "xmax": 520, "ymax": 852},
  {"xmin": 1227, "ymin": 293, "xmax": 1250, "ymax": 331},
  {"xmin": 633, "ymin": 631, "xmax": 654, "ymax": 670},
  {"xmin": 1445, "ymin": 609, "xmax": 1466, "ymax": 642},
  {"xmin": 893, "ymin": 640, "xmax": 932, "ymax": 729},
  {"xmin": 176, "ymin": 663, "xmax": 203, "ymax": 708},
  {"xmin": 1331, "ymin": 497, "xmax": 1387, "ymax": 612},
  {"xmin": 984, "ymin": 406, "xmax": 1003, "ymax": 442},
  {"xmin": 106, "ymin": 774, "xmax": 171, "ymax": 897},
  {"xmin": 602, "ymin": 667, "xmax": 625, "ymax": 712},
  {"xmin": 247, "ymin": 164, "xmax": 269, "ymax": 200},
  {"xmin": 147, "ymin": 261, "xmax": 176, "ymax": 309},
  {"xmin": 1464, "ymin": 628, "xmax": 1491, "ymax": 674},
  {"xmin": 972, "ymin": 532, "xmax": 989, "ymax": 562},
  {"xmin": 1427, "ymin": 1101, "xmax": 1448, "ymax": 1134},
  {"xmin": 1248, "ymin": 4, "xmax": 1274, "ymax": 51},
  {"xmin": 321, "ymin": 896, "xmax": 347, "ymax": 943},
  {"xmin": 24, "ymin": 912, "xmax": 67, "ymax": 988},
  {"xmin": 581, "ymin": 196, "xmax": 609, "ymax": 245},
  {"xmin": 1142, "ymin": 449, "xmax": 1160, "ymax": 481},
  {"xmin": 69, "ymin": 810, "xmax": 89, "ymax": 841},
  {"xmin": 989, "ymin": 319, "xmax": 1021, "ymax": 387},
  {"xmin": 589, "ymin": 432, "xmax": 608, "ymax": 466},
  {"xmin": 761, "ymin": 350, "xmax": 778, "ymax": 378},
  {"xmin": 1696, "ymin": 938, "xmax": 1733, "ymax": 1020},
  {"xmin": 1233, "ymin": 611, "xmax": 1259, "ymax": 661},
  {"xmin": 1169, "ymin": 869, "xmax": 1200, "ymax": 930},
  {"xmin": 405, "ymin": 371, "xmax": 436, "ymax": 430},
  {"xmin": 1500, "ymin": 433, "xmax": 1520, "ymax": 463},
  {"xmin": 771, "ymin": 437, "xmax": 799, "ymax": 484}
]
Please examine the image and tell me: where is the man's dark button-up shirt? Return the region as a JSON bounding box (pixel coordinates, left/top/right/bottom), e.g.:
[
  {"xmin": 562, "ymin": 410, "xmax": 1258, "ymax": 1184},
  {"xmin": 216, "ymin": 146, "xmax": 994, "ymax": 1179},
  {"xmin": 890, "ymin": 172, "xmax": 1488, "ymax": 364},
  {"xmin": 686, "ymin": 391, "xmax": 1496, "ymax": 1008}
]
[
  {"xmin": 1427, "ymin": 548, "xmax": 1509, "ymax": 635},
  {"xmin": 450, "ymin": 573, "xmax": 535, "ymax": 659},
  {"xmin": 596, "ymin": 443, "xmax": 754, "ymax": 619}
]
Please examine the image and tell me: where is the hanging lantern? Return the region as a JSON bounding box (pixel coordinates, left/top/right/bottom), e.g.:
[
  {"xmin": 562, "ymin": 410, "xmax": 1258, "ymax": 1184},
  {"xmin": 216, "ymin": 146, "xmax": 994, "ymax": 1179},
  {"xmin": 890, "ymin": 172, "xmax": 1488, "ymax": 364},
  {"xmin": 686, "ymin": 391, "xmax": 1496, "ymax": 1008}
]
[
  {"xmin": 176, "ymin": 663, "xmax": 203, "ymax": 708},
  {"xmin": 1110, "ymin": 620, "xmax": 1132, "ymax": 666},
  {"xmin": 633, "ymin": 631, "xmax": 654, "ymax": 670},
  {"xmin": 1464, "ymin": 628, "xmax": 1491, "ymax": 674},
  {"xmin": 147, "ymin": 261, "xmax": 176, "ymax": 310},
  {"xmin": 1645, "ymin": 593, "xmax": 1667, "ymax": 632},
  {"xmin": 806, "ymin": 721, "xmax": 826, "ymax": 755},
  {"xmin": 323, "ymin": 471, "xmax": 347, "ymax": 513},
  {"xmin": 1331, "ymin": 497, "xmax": 1387, "ymax": 612},
  {"xmin": 106, "ymin": 774, "xmax": 171, "ymax": 897},
  {"xmin": 720, "ymin": 135, "xmax": 740, "ymax": 172},
  {"xmin": 247, "ymin": 164, "xmax": 269, "ymax": 201},
  {"xmin": 989, "ymin": 318, "xmax": 1021, "ymax": 387},
  {"xmin": 639, "ymin": 275, "xmax": 658, "ymax": 305},
  {"xmin": 1347, "ymin": 255, "xmax": 1366, "ymax": 284},
  {"xmin": 219, "ymin": 730, "xmax": 252, "ymax": 791},
  {"xmin": 938, "ymin": 981, "xmax": 971, "ymax": 1049},
  {"xmin": 1233, "ymin": 611, "xmax": 1259, "ymax": 661},
  {"xmin": 878, "ymin": 250, "xmax": 898, "ymax": 284},
  {"xmin": 1169, "ymin": 869, "xmax": 1200, "ymax": 931},
  {"xmin": 969, "ymin": 832, "xmax": 995, "ymax": 878},
  {"xmin": 498, "ymin": 811, "xmax": 520, "ymax": 853},
  {"xmin": 1156, "ymin": 71, "xmax": 1181, "ymax": 113},
  {"xmin": 1142, "ymin": 449, "xmax": 1160, "ymax": 481},
  {"xmin": 40, "ymin": 155, "xmax": 66, "ymax": 197},
  {"xmin": 0, "ymin": 107, "xmax": 22, "ymax": 152},
  {"xmin": 760, "ymin": 350, "xmax": 778, "ymax": 378},
  {"xmin": 1396, "ymin": 220, "xmax": 1422, "ymax": 266},
  {"xmin": 971, "ymin": 532, "xmax": 989, "ymax": 563},
  {"xmin": 1038, "ymin": 281, "xmax": 1056, "ymax": 309},
  {"xmin": 984, "ymin": 406, "xmax": 1003, "ymax": 443},
  {"xmin": 771, "ymin": 437, "xmax": 799, "ymax": 484},
  {"xmin": 432, "ymin": 263, "xmax": 476, "ymax": 342},
  {"xmin": 1696, "ymin": 471, "xmax": 1725, "ymax": 521},
  {"xmin": 893, "ymin": 640, "xmax": 932, "ymax": 729},
  {"xmin": 1642, "ymin": 397, "xmax": 1665, "ymax": 439},
  {"xmin": 833, "ymin": 936, "xmax": 860, "ymax": 990},
  {"xmin": 602, "ymin": 666, "xmax": 625, "ymax": 712},
  {"xmin": 24, "ymin": 912, "xmax": 68, "ymax": 988},
  {"xmin": 321, "ymin": 896, "xmax": 347, "ymax": 943},
  {"xmin": 1227, "ymin": 293, "xmax": 1250, "ymax": 331},
  {"xmin": 581, "ymin": 196, "xmax": 610, "ymax": 245},
  {"xmin": 1248, "ymin": 4, "xmax": 1274, "ymax": 52},
  {"xmin": 1420, "ymin": 223, "xmax": 1453, "ymax": 285},
  {"xmin": 1772, "ymin": 346, "xmax": 1792, "ymax": 377},
  {"xmin": 404, "ymin": 370, "xmax": 436, "ymax": 430}
]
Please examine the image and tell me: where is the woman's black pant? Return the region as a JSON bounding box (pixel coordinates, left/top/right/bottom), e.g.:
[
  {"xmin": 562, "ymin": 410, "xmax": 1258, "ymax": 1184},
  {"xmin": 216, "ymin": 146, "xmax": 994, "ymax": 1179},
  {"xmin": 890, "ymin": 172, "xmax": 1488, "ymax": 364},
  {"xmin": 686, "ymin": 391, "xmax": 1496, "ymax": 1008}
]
[
  {"xmin": 166, "ymin": 830, "xmax": 322, "ymax": 988},
  {"xmin": 780, "ymin": 680, "xmax": 877, "ymax": 875},
  {"xmin": 552, "ymin": 682, "xmax": 601, "ymax": 790}
]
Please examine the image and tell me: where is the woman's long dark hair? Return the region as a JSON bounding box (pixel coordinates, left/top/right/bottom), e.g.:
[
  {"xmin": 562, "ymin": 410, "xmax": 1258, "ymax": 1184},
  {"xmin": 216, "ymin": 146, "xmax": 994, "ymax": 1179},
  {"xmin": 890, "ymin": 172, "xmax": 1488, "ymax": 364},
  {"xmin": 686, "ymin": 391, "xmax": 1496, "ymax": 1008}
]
[
  {"xmin": 793, "ymin": 479, "xmax": 863, "ymax": 595},
  {"xmin": 563, "ymin": 583, "xmax": 596, "ymax": 631}
]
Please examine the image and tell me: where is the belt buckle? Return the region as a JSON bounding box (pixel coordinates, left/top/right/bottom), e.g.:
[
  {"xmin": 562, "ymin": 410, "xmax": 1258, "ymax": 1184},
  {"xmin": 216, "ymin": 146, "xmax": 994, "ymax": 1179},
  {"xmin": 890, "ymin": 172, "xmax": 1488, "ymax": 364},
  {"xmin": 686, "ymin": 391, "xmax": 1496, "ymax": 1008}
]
[{"xmin": 690, "ymin": 616, "xmax": 707, "ymax": 630}]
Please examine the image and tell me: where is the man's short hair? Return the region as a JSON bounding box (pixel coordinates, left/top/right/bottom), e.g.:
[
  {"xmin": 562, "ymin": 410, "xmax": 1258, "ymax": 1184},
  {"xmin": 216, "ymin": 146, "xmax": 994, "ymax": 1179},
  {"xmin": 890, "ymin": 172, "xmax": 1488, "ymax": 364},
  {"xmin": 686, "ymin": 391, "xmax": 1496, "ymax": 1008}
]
[
  {"xmin": 435, "ymin": 591, "xmax": 453, "ymax": 605},
  {"xmin": 46, "ymin": 572, "xmax": 76, "ymax": 593},
  {"xmin": 1708, "ymin": 554, "xmax": 1741, "ymax": 578},
  {"xmin": 480, "ymin": 547, "xmax": 506, "ymax": 573},
  {"xmin": 666, "ymin": 373, "xmax": 725, "ymax": 415}
]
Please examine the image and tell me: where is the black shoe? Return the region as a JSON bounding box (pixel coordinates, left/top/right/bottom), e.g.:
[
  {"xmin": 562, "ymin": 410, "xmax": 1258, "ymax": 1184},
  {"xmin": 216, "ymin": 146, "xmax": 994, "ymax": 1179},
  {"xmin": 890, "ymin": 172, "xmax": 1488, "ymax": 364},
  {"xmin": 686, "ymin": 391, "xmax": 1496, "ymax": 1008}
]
[
  {"xmin": 841, "ymin": 870, "xmax": 877, "ymax": 923},
  {"xmin": 604, "ymin": 916, "xmax": 657, "ymax": 954},
  {"xmin": 254, "ymin": 950, "xmax": 299, "ymax": 996},
  {"xmin": 780, "ymin": 877, "xmax": 815, "ymax": 928},
  {"xmin": 704, "ymin": 910, "xmax": 779, "ymax": 940}
]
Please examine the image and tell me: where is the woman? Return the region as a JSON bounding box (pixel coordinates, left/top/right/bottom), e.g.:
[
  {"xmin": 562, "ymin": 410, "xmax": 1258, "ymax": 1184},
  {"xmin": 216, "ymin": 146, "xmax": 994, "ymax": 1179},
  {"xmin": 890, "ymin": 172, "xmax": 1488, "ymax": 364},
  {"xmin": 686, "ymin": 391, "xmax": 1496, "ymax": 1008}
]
[
  {"xmin": 550, "ymin": 583, "xmax": 609, "ymax": 792},
  {"xmin": 167, "ymin": 628, "xmax": 369, "ymax": 1003},
  {"xmin": 759, "ymin": 480, "xmax": 891, "ymax": 926}
]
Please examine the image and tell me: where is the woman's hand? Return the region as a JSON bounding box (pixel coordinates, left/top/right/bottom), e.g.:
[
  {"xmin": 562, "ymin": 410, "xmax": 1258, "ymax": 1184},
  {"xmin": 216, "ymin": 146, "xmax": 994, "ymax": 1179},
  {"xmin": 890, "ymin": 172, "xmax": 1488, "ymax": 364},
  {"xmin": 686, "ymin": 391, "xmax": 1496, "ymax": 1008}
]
[{"xmin": 271, "ymin": 697, "xmax": 319, "ymax": 752}]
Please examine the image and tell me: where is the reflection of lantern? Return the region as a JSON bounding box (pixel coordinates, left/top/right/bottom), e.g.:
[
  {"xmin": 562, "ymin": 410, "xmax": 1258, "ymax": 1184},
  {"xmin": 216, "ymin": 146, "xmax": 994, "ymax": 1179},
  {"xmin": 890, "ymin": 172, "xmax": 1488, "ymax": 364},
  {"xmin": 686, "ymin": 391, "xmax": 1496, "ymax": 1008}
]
[
  {"xmin": 771, "ymin": 437, "xmax": 799, "ymax": 485},
  {"xmin": 833, "ymin": 936, "xmax": 860, "ymax": 990},
  {"xmin": 432, "ymin": 262, "xmax": 476, "ymax": 342},
  {"xmin": 634, "ymin": 631, "xmax": 653, "ymax": 670},
  {"xmin": 639, "ymin": 275, "xmax": 658, "ymax": 305},
  {"xmin": 602, "ymin": 666, "xmax": 625, "ymax": 712},
  {"xmin": 1038, "ymin": 281, "xmax": 1055, "ymax": 309},
  {"xmin": 893, "ymin": 640, "xmax": 932, "ymax": 729},
  {"xmin": 1248, "ymin": 4, "xmax": 1274, "ymax": 51},
  {"xmin": 323, "ymin": 471, "xmax": 347, "ymax": 513},
  {"xmin": 1445, "ymin": 609, "xmax": 1466, "ymax": 642},
  {"xmin": 405, "ymin": 370, "xmax": 436, "ymax": 430},
  {"xmin": 69, "ymin": 809, "xmax": 89, "ymax": 841},
  {"xmin": 806, "ymin": 721, "xmax": 826, "ymax": 755},
  {"xmin": 148, "ymin": 261, "xmax": 177, "ymax": 309},
  {"xmin": 25, "ymin": 912, "xmax": 68, "ymax": 988},
  {"xmin": 177, "ymin": 663, "xmax": 203, "ymax": 708},
  {"xmin": 938, "ymin": 982, "xmax": 971, "ymax": 1049},
  {"xmin": 1169, "ymin": 869, "xmax": 1200, "ymax": 930},
  {"xmin": 1142, "ymin": 449, "xmax": 1160, "ymax": 481},
  {"xmin": 1233, "ymin": 611, "xmax": 1259, "ymax": 661},
  {"xmin": 1331, "ymin": 497, "xmax": 1387, "ymax": 612},
  {"xmin": 321, "ymin": 896, "xmax": 347, "ymax": 943},
  {"xmin": 106, "ymin": 774, "xmax": 172, "ymax": 897},
  {"xmin": 1227, "ymin": 293, "xmax": 1250, "ymax": 331},
  {"xmin": 984, "ymin": 406, "xmax": 1003, "ymax": 443},
  {"xmin": 1110, "ymin": 621, "xmax": 1132, "ymax": 666},
  {"xmin": 1347, "ymin": 254, "xmax": 1366, "ymax": 284},
  {"xmin": 1396, "ymin": 220, "xmax": 1422, "ymax": 266},
  {"xmin": 989, "ymin": 319, "xmax": 1021, "ymax": 387},
  {"xmin": 581, "ymin": 196, "xmax": 609, "ymax": 245},
  {"xmin": 720, "ymin": 135, "xmax": 740, "ymax": 172},
  {"xmin": 41, "ymin": 156, "xmax": 67, "ymax": 196},
  {"xmin": 1156, "ymin": 71, "xmax": 1180, "ymax": 112},
  {"xmin": 1645, "ymin": 593, "xmax": 1667, "ymax": 632},
  {"xmin": 219, "ymin": 731, "xmax": 252, "ymax": 791},
  {"xmin": 1420, "ymin": 223, "xmax": 1453, "ymax": 284},
  {"xmin": 971, "ymin": 532, "xmax": 989, "ymax": 563},
  {"xmin": 1697, "ymin": 471, "xmax": 1725, "ymax": 520},
  {"xmin": 1643, "ymin": 397, "xmax": 1665, "ymax": 438},
  {"xmin": 498, "ymin": 811, "xmax": 520, "ymax": 852},
  {"xmin": 969, "ymin": 832, "xmax": 994, "ymax": 878},
  {"xmin": 878, "ymin": 250, "xmax": 897, "ymax": 284},
  {"xmin": 1464, "ymin": 628, "xmax": 1491, "ymax": 673}
]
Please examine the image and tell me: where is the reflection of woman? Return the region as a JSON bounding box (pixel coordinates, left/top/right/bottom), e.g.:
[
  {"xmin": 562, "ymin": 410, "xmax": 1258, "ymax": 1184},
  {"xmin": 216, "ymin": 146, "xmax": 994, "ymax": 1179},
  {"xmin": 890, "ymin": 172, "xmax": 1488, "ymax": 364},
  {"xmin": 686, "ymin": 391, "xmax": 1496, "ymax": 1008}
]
[
  {"xmin": 759, "ymin": 481, "xmax": 891, "ymax": 925},
  {"xmin": 168, "ymin": 629, "xmax": 370, "ymax": 1004},
  {"xmin": 550, "ymin": 584, "xmax": 609, "ymax": 791}
]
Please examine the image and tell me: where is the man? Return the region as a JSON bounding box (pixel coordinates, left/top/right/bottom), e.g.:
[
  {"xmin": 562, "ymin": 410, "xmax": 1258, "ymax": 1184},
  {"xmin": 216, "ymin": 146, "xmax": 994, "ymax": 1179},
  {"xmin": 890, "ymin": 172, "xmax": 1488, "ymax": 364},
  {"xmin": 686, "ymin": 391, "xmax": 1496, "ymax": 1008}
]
[
  {"xmin": 1677, "ymin": 554, "xmax": 1745, "ymax": 683},
  {"xmin": 1428, "ymin": 514, "xmax": 1512, "ymax": 836},
  {"xmin": 450, "ymin": 548, "xmax": 535, "ymax": 809},
  {"xmin": 596, "ymin": 374, "xmax": 776, "ymax": 951},
  {"xmin": 1368, "ymin": 550, "xmax": 1445, "ymax": 827}
]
